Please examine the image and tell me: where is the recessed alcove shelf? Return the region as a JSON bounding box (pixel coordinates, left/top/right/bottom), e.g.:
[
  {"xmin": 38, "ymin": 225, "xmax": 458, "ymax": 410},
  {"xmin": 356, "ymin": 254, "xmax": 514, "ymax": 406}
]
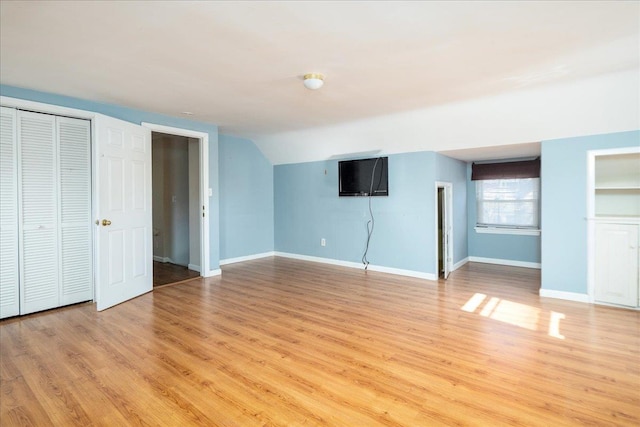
[{"xmin": 594, "ymin": 153, "xmax": 640, "ymax": 217}]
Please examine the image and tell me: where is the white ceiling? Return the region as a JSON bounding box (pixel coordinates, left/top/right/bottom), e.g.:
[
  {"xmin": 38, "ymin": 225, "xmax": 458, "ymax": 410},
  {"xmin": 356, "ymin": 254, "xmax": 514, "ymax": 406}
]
[{"xmin": 1, "ymin": 1, "xmax": 638, "ymax": 164}]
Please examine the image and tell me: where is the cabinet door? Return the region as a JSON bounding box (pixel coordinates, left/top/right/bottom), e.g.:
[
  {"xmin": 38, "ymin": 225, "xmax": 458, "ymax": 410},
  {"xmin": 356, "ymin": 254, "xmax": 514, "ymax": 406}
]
[
  {"xmin": 0, "ymin": 107, "xmax": 20, "ymax": 319},
  {"xmin": 595, "ymin": 223, "xmax": 639, "ymax": 307},
  {"xmin": 58, "ymin": 117, "xmax": 93, "ymax": 306},
  {"xmin": 18, "ymin": 111, "xmax": 59, "ymax": 315}
]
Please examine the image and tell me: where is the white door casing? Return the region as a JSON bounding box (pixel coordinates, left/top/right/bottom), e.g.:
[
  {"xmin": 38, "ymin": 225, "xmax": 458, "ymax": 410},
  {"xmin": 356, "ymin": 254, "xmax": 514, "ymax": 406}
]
[
  {"xmin": 141, "ymin": 122, "xmax": 211, "ymax": 277},
  {"xmin": 95, "ymin": 114, "xmax": 152, "ymax": 311},
  {"xmin": 443, "ymin": 186, "xmax": 451, "ymax": 280},
  {"xmin": 436, "ymin": 182, "xmax": 453, "ymax": 279}
]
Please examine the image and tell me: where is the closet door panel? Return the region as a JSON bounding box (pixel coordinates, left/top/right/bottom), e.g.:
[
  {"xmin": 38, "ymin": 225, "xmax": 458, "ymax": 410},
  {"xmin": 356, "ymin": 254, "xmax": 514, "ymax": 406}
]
[
  {"xmin": 18, "ymin": 111, "xmax": 59, "ymax": 314},
  {"xmin": 0, "ymin": 107, "xmax": 20, "ymax": 318},
  {"xmin": 21, "ymin": 229, "xmax": 58, "ymax": 312},
  {"xmin": 58, "ymin": 117, "xmax": 92, "ymax": 305}
]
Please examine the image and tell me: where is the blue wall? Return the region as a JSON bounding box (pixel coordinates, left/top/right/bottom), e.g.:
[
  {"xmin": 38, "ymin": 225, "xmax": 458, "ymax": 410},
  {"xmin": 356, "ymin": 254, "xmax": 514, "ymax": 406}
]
[
  {"xmin": 219, "ymin": 134, "xmax": 273, "ymax": 260},
  {"xmin": 466, "ymin": 164, "xmax": 541, "ymax": 264},
  {"xmin": 275, "ymin": 151, "xmax": 468, "ymax": 276},
  {"xmin": 541, "ymin": 130, "xmax": 640, "ymax": 294},
  {"xmin": 8, "ymin": 84, "xmax": 635, "ymax": 294},
  {"xmin": 1, "ymin": 84, "xmax": 222, "ymax": 269}
]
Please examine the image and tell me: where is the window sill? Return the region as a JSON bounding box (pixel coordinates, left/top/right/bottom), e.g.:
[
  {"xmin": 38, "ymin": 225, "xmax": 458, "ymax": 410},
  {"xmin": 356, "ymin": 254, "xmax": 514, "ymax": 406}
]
[{"xmin": 474, "ymin": 227, "xmax": 541, "ymax": 236}]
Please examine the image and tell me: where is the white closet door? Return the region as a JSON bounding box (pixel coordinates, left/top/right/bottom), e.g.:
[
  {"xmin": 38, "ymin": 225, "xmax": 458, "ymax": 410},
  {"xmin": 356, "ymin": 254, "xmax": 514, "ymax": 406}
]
[
  {"xmin": 18, "ymin": 111, "xmax": 59, "ymax": 314},
  {"xmin": 57, "ymin": 117, "xmax": 92, "ymax": 305},
  {"xmin": 0, "ymin": 107, "xmax": 20, "ymax": 318}
]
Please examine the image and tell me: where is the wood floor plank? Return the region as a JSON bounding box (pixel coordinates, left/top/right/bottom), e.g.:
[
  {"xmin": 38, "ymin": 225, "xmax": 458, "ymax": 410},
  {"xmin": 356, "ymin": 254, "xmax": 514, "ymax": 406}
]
[
  {"xmin": 1, "ymin": 257, "xmax": 639, "ymax": 426},
  {"xmin": 1, "ymin": 374, "xmax": 54, "ymax": 427}
]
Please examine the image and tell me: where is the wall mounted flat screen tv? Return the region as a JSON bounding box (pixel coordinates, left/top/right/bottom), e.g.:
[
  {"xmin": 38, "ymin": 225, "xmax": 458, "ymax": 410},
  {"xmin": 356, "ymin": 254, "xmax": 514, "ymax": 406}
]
[{"xmin": 339, "ymin": 157, "xmax": 388, "ymax": 197}]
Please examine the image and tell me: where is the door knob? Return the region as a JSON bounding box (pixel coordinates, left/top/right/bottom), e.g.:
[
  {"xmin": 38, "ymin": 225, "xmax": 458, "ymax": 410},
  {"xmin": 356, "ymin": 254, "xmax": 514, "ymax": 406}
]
[{"xmin": 102, "ymin": 219, "xmax": 112, "ymax": 226}]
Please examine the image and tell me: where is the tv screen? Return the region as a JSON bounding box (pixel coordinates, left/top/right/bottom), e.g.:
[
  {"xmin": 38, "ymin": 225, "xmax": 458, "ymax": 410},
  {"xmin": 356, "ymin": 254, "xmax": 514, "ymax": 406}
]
[{"xmin": 339, "ymin": 157, "xmax": 388, "ymax": 197}]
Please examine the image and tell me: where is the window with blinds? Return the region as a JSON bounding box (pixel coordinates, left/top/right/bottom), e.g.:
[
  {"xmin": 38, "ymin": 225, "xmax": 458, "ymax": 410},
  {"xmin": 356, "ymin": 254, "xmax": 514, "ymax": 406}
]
[{"xmin": 476, "ymin": 178, "xmax": 540, "ymax": 229}]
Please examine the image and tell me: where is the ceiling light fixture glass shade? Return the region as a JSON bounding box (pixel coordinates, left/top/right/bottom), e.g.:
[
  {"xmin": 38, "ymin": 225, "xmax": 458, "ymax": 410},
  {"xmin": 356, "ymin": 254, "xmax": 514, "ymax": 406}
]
[{"xmin": 303, "ymin": 73, "xmax": 324, "ymax": 90}]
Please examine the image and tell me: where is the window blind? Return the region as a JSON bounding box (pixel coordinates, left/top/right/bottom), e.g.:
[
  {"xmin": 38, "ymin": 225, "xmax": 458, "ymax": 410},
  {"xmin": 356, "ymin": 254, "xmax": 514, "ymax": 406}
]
[
  {"xmin": 476, "ymin": 178, "xmax": 540, "ymax": 228},
  {"xmin": 472, "ymin": 158, "xmax": 540, "ymax": 181}
]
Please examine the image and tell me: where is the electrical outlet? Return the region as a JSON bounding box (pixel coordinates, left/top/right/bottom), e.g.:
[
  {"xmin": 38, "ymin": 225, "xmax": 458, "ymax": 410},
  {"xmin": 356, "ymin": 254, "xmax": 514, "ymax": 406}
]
[{"xmin": 321, "ymin": 238, "xmax": 326, "ymax": 247}]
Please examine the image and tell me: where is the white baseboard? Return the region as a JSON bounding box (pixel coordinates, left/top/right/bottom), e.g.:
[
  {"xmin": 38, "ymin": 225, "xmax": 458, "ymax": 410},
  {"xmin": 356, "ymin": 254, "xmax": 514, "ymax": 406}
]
[
  {"xmin": 539, "ymin": 289, "xmax": 590, "ymax": 303},
  {"xmin": 592, "ymin": 301, "xmax": 639, "ymax": 310},
  {"xmin": 453, "ymin": 257, "xmax": 469, "ymax": 271},
  {"xmin": 203, "ymin": 268, "xmax": 222, "ymax": 278},
  {"xmin": 219, "ymin": 251, "xmax": 275, "ymax": 266},
  {"xmin": 188, "ymin": 263, "xmax": 201, "ymax": 273},
  {"xmin": 367, "ymin": 264, "xmax": 437, "ymax": 281},
  {"xmin": 153, "ymin": 256, "xmax": 171, "ymax": 263},
  {"xmin": 468, "ymin": 256, "xmax": 541, "ymax": 269},
  {"xmin": 274, "ymin": 252, "xmax": 437, "ymax": 281}
]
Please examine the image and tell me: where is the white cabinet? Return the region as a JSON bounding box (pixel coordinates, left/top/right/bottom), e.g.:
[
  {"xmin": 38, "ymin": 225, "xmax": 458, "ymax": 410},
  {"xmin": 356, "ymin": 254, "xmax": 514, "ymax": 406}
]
[
  {"xmin": 0, "ymin": 108, "xmax": 92, "ymax": 318},
  {"xmin": 594, "ymin": 222, "xmax": 639, "ymax": 307},
  {"xmin": 592, "ymin": 152, "xmax": 640, "ymax": 308}
]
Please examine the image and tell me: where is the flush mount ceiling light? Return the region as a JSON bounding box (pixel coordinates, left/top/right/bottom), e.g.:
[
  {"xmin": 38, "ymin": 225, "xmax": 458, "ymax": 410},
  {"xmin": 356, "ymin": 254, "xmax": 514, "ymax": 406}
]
[{"xmin": 303, "ymin": 73, "xmax": 325, "ymax": 90}]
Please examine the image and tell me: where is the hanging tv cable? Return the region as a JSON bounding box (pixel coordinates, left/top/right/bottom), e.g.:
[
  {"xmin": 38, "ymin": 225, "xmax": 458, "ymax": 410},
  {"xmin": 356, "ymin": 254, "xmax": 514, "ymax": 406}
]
[{"xmin": 362, "ymin": 157, "xmax": 382, "ymax": 270}]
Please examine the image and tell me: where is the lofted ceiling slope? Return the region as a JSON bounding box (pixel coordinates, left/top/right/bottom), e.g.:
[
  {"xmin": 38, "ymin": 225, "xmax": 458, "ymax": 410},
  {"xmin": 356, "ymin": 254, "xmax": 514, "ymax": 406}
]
[{"xmin": 1, "ymin": 1, "xmax": 638, "ymax": 164}]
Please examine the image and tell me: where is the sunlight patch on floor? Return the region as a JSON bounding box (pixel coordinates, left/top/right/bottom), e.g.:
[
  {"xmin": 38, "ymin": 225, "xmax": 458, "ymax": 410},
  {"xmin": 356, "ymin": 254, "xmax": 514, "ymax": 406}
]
[
  {"xmin": 548, "ymin": 311, "xmax": 566, "ymax": 339},
  {"xmin": 461, "ymin": 292, "xmax": 566, "ymax": 339},
  {"xmin": 461, "ymin": 293, "xmax": 486, "ymax": 312}
]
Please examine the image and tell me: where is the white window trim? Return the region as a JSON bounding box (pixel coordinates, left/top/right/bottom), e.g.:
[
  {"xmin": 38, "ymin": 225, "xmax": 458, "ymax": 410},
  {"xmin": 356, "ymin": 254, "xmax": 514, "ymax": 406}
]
[
  {"xmin": 474, "ymin": 226, "xmax": 540, "ymax": 236},
  {"xmin": 475, "ymin": 177, "xmax": 540, "ymax": 232}
]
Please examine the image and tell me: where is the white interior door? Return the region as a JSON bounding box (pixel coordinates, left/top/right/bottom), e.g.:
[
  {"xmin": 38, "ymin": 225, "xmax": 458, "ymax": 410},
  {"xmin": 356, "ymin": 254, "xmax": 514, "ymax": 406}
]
[{"xmin": 95, "ymin": 114, "xmax": 152, "ymax": 311}]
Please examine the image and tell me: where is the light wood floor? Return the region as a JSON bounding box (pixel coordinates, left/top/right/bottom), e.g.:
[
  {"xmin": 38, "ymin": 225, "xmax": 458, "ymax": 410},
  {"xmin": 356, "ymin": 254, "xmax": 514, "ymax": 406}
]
[{"xmin": 1, "ymin": 258, "xmax": 639, "ymax": 426}]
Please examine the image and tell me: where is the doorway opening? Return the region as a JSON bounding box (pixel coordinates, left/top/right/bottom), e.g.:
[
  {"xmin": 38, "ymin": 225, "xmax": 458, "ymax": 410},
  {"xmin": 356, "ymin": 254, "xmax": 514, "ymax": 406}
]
[
  {"xmin": 436, "ymin": 182, "xmax": 453, "ymax": 279},
  {"xmin": 151, "ymin": 132, "xmax": 202, "ymax": 287},
  {"xmin": 151, "ymin": 132, "xmax": 202, "ymax": 286},
  {"xmin": 143, "ymin": 122, "xmax": 210, "ymax": 287}
]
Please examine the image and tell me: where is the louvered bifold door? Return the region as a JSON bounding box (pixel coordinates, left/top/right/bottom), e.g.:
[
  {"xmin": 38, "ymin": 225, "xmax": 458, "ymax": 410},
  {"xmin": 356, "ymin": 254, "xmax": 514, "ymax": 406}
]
[
  {"xmin": 57, "ymin": 117, "xmax": 92, "ymax": 305},
  {"xmin": 0, "ymin": 107, "xmax": 20, "ymax": 319},
  {"xmin": 18, "ymin": 111, "xmax": 59, "ymax": 314}
]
